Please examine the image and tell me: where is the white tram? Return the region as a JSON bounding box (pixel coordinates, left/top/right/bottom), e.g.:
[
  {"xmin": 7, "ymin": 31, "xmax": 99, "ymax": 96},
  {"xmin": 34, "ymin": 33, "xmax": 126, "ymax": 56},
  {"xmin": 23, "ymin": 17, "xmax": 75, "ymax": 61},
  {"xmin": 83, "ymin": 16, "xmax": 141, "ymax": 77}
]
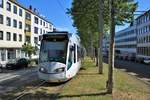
[{"xmin": 38, "ymin": 31, "xmax": 81, "ymax": 82}]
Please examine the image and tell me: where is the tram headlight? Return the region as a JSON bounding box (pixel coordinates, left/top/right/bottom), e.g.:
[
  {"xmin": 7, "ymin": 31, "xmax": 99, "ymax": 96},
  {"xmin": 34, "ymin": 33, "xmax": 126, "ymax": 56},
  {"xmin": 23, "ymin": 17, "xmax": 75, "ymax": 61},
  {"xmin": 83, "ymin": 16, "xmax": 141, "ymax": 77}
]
[
  {"xmin": 55, "ymin": 67, "xmax": 65, "ymax": 73},
  {"xmin": 39, "ymin": 67, "xmax": 48, "ymax": 73}
]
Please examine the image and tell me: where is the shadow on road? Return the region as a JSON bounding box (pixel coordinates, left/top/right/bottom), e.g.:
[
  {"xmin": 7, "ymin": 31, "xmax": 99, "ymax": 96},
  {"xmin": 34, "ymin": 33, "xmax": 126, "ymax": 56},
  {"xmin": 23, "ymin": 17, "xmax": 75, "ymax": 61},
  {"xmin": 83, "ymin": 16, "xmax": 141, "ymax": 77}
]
[{"xmin": 103, "ymin": 57, "xmax": 150, "ymax": 84}]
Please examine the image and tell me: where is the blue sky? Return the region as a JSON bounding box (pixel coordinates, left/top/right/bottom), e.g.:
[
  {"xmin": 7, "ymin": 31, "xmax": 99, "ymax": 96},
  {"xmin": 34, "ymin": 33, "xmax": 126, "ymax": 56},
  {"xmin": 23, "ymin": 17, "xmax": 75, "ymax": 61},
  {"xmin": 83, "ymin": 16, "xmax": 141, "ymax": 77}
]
[
  {"xmin": 18, "ymin": 0, "xmax": 75, "ymax": 33},
  {"xmin": 116, "ymin": 0, "xmax": 150, "ymax": 32},
  {"xmin": 18, "ymin": 0, "xmax": 150, "ymax": 33}
]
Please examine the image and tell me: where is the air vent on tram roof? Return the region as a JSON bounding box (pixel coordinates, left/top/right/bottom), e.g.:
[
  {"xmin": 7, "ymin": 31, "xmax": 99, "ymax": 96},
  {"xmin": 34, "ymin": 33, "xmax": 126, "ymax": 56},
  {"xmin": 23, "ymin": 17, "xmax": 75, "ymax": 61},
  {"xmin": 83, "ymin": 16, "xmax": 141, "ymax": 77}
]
[{"xmin": 42, "ymin": 32, "xmax": 69, "ymax": 41}]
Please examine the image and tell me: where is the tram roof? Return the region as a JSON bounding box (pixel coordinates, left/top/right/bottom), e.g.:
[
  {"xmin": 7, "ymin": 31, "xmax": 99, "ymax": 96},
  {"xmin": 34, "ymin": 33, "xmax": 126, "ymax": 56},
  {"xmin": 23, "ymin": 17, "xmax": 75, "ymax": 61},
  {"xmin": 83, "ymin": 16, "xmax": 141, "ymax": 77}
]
[{"xmin": 46, "ymin": 31, "xmax": 69, "ymax": 35}]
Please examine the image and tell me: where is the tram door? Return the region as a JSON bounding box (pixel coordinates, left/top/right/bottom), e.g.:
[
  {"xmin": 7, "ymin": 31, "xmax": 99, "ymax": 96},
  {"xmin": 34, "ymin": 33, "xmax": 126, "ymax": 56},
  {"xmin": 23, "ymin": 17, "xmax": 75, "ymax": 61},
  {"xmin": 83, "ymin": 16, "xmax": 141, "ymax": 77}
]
[{"xmin": 67, "ymin": 45, "xmax": 74, "ymax": 70}]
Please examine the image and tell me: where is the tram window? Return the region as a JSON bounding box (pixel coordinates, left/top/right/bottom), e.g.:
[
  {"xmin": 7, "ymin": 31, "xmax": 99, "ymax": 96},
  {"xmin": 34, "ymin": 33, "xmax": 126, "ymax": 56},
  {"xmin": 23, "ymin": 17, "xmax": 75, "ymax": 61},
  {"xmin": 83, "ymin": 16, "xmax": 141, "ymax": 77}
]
[
  {"xmin": 77, "ymin": 46, "xmax": 81, "ymax": 62},
  {"xmin": 70, "ymin": 45, "xmax": 74, "ymax": 51},
  {"xmin": 67, "ymin": 46, "xmax": 74, "ymax": 70},
  {"xmin": 74, "ymin": 44, "xmax": 76, "ymax": 63},
  {"xmin": 39, "ymin": 41, "xmax": 67, "ymax": 63}
]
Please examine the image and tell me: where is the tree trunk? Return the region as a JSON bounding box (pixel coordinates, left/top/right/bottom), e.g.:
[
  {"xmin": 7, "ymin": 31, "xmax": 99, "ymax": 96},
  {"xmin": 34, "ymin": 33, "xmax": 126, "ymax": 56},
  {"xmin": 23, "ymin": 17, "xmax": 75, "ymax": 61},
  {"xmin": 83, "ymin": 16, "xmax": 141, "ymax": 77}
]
[
  {"xmin": 107, "ymin": 0, "xmax": 115, "ymax": 94},
  {"xmin": 98, "ymin": 0, "xmax": 104, "ymax": 74},
  {"xmin": 89, "ymin": 31, "xmax": 94, "ymax": 60}
]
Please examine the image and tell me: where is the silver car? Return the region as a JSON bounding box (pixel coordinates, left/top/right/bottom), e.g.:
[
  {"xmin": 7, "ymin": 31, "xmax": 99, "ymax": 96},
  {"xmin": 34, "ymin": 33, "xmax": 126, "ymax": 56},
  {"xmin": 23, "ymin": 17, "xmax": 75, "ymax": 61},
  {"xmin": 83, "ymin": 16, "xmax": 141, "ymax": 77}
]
[
  {"xmin": 144, "ymin": 58, "xmax": 150, "ymax": 64},
  {"xmin": 0, "ymin": 63, "xmax": 2, "ymax": 72}
]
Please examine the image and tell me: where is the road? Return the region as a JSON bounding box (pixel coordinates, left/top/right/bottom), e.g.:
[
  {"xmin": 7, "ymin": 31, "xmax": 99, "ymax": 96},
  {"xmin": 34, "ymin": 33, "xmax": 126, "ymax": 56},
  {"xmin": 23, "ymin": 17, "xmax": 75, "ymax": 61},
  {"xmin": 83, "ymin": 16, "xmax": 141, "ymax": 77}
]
[
  {"xmin": 0, "ymin": 68, "xmax": 39, "ymax": 94},
  {"xmin": 104, "ymin": 58, "xmax": 150, "ymax": 85},
  {"xmin": 0, "ymin": 67, "xmax": 66, "ymax": 100}
]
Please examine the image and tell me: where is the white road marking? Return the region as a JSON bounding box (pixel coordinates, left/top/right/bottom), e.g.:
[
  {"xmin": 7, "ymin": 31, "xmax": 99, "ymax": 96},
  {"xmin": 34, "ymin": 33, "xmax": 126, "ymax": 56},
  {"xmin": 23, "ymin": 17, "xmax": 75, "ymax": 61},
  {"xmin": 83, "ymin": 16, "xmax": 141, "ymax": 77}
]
[{"xmin": 0, "ymin": 75, "xmax": 20, "ymax": 82}]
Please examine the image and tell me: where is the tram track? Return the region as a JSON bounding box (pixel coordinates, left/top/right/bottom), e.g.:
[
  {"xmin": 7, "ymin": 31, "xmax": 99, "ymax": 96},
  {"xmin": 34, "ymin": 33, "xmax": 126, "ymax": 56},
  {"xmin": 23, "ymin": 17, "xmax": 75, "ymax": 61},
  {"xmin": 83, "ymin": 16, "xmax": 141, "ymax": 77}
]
[
  {"xmin": 14, "ymin": 81, "xmax": 46, "ymax": 100},
  {"xmin": 13, "ymin": 80, "xmax": 67, "ymax": 100}
]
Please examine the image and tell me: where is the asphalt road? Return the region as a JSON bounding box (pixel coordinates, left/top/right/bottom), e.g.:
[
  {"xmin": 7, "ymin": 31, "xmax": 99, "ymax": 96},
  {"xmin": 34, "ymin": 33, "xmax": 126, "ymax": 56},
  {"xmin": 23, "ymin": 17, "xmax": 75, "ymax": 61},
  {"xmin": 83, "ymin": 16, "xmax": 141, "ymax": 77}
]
[
  {"xmin": 0, "ymin": 67, "xmax": 67, "ymax": 100},
  {"xmin": 104, "ymin": 57, "xmax": 150, "ymax": 85},
  {"xmin": 0, "ymin": 68, "xmax": 39, "ymax": 94}
]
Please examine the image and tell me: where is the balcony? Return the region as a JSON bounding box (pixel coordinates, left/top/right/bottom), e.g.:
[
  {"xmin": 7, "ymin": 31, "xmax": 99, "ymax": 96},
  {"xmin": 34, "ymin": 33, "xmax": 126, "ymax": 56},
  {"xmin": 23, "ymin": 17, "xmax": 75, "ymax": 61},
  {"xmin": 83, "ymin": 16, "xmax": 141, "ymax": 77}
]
[
  {"xmin": 24, "ymin": 30, "xmax": 31, "ymax": 36},
  {"xmin": 25, "ymin": 19, "xmax": 31, "ymax": 25}
]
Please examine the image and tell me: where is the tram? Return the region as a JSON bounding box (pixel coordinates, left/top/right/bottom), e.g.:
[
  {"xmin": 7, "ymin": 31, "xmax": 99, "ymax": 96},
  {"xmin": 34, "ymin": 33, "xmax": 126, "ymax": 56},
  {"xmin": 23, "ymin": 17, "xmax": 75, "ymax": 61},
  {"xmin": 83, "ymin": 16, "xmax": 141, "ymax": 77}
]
[{"xmin": 38, "ymin": 31, "xmax": 81, "ymax": 82}]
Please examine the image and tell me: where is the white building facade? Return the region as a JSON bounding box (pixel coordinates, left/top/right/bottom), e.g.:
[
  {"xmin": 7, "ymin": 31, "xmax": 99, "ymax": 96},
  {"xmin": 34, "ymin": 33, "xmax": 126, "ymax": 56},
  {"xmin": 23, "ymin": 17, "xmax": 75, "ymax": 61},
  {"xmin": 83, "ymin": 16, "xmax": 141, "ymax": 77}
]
[
  {"xmin": 136, "ymin": 10, "xmax": 150, "ymax": 59},
  {"xmin": 115, "ymin": 9, "xmax": 150, "ymax": 60},
  {"xmin": 0, "ymin": 0, "xmax": 53, "ymax": 65},
  {"xmin": 115, "ymin": 25, "xmax": 137, "ymax": 54}
]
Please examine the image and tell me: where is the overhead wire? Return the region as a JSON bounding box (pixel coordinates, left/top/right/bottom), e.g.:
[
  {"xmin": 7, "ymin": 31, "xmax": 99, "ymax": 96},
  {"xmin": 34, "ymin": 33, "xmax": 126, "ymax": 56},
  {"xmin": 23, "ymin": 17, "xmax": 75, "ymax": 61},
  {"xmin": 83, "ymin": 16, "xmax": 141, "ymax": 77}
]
[{"xmin": 56, "ymin": 0, "xmax": 74, "ymax": 27}]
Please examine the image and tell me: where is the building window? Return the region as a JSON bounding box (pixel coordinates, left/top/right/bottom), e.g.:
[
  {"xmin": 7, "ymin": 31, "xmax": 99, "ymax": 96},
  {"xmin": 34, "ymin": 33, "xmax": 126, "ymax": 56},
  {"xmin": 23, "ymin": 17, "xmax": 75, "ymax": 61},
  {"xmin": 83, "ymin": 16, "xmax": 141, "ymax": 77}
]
[
  {"xmin": 19, "ymin": 21, "xmax": 22, "ymax": 29},
  {"xmin": 25, "ymin": 24, "xmax": 31, "ymax": 32},
  {"xmin": 43, "ymin": 30, "xmax": 45, "ymax": 34},
  {"xmin": 0, "ymin": 14, "xmax": 3, "ymax": 24},
  {"xmin": 43, "ymin": 21, "xmax": 45, "ymax": 26},
  {"xmin": 34, "ymin": 17, "xmax": 39, "ymax": 24},
  {"xmin": 49, "ymin": 24, "xmax": 52, "ymax": 30},
  {"xmin": 6, "ymin": 32, "xmax": 11, "ymax": 41},
  {"xmin": 25, "ymin": 36, "xmax": 30, "ymax": 43},
  {"xmin": 0, "ymin": 0, "xmax": 3, "ymax": 8},
  {"xmin": 13, "ymin": 5, "xmax": 17, "ymax": 14},
  {"xmin": 34, "ymin": 37, "xmax": 38, "ymax": 44},
  {"xmin": 46, "ymin": 23, "xmax": 48, "ymax": 28},
  {"xmin": 6, "ymin": 17, "xmax": 11, "ymax": 26},
  {"xmin": 39, "ymin": 35, "xmax": 42, "ymax": 41},
  {"xmin": 40, "ymin": 29, "xmax": 42, "ymax": 34},
  {"xmin": 13, "ymin": 19, "xmax": 17, "ymax": 28},
  {"xmin": 0, "ymin": 31, "xmax": 3, "ymax": 40},
  {"xmin": 13, "ymin": 33, "xmax": 17, "ymax": 41},
  {"xmin": 19, "ymin": 34, "xmax": 22, "ymax": 42},
  {"xmin": 19, "ymin": 8, "xmax": 22, "ymax": 16},
  {"xmin": 40, "ymin": 20, "xmax": 42, "ymax": 25},
  {"xmin": 6, "ymin": 2, "xmax": 11, "ymax": 11},
  {"xmin": 25, "ymin": 12, "xmax": 31, "ymax": 20},
  {"xmin": 34, "ymin": 27, "xmax": 38, "ymax": 34}
]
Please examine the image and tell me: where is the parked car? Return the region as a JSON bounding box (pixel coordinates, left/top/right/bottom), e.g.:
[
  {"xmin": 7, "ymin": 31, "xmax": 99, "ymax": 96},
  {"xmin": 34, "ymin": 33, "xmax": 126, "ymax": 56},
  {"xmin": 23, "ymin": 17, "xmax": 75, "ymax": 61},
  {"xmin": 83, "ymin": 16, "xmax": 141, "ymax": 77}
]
[
  {"xmin": 118, "ymin": 53, "xmax": 123, "ymax": 60},
  {"xmin": 136, "ymin": 57, "xmax": 144, "ymax": 63},
  {"xmin": 0, "ymin": 63, "xmax": 2, "ymax": 72},
  {"xmin": 0, "ymin": 63, "xmax": 2, "ymax": 68},
  {"xmin": 6, "ymin": 58, "xmax": 29, "ymax": 70},
  {"xmin": 103, "ymin": 52, "xmax": 108, "ymax": 58},
  {"xmin": 127, "ymin": 53, "xmax": 136, "ymax": 61},
  {"xmin": 144, "ymin": 58, "xmax": 150, "ymax": 64},
  {"xmin": 122, "ymin": 53, "xmax": 129, "ymax": 60}
]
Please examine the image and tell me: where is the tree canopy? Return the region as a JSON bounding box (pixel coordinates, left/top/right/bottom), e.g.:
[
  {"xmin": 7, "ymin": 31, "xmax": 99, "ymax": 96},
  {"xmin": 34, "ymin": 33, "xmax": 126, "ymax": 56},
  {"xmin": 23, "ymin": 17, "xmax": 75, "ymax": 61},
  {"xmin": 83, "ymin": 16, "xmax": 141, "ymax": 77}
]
[
  {"xmin": 68, "ymin": 0, "xmax": 138, "ymax": 48},
  {"xmin": 22, "ymin": 43, "xmax": 37, "ymax": 59}
]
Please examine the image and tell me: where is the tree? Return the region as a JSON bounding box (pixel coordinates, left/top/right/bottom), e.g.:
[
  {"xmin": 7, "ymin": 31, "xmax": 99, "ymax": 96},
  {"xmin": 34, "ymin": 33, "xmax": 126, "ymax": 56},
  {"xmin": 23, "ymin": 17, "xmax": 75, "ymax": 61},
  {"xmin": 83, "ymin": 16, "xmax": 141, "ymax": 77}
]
[
  {"xmin": 107, "ymin": 0, "xmax": 137, "ymax": 93},
  {"xmin": 22, "ymin": 43, "xmax": 36, "ymax": 59},
  {"xmin": 98, "ymin": 0, "xmax": 104, "ymax": 74},
  {"xmin": 68, "ymin": 0, "xmax": 100, "ymax": 68},
  {"xmin": 69, "ymin": 0, "xmax": 137, "ymax": 93}
]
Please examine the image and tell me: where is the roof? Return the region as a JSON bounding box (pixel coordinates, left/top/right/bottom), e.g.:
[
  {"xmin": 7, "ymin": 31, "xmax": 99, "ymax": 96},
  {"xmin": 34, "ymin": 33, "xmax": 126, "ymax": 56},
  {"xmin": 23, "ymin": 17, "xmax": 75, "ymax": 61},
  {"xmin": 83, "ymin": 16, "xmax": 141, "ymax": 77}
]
[
  {"xmin": 8, "ymin": 0, "xmax": 53, "ymax": 25},
  {"xmin": 135, "ymin": 9, "xmax": 150, "ymax": 20},
  {"xmin": 48, "ymin": 31, "xmax": 69, "ymax": 34}
]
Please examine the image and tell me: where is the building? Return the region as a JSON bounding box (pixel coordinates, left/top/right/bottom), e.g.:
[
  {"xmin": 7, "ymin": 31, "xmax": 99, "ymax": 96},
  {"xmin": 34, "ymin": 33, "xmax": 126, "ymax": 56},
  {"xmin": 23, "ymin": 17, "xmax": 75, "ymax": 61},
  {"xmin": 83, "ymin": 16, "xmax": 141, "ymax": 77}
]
[
  {"xmin": 136, "ymin": 10, "xmax": 150, "ymax": 59},
  {"xmin": 0, "ymin": 0, "xmax": 53, "ymax": 65},
  {"xmin": 102, "ymin": 34, "xmax": 110, "ymax": 57},
  {"xmin": 115, "ymin": 25, "xmax": 137, "ymax": 54},
  {"xmin": 102, "ymin": 34, "xmax": 109, "ymax": 51},
  {"xmin": 115, "ymin": 9, "xmax": 150, "ymax": 60}
]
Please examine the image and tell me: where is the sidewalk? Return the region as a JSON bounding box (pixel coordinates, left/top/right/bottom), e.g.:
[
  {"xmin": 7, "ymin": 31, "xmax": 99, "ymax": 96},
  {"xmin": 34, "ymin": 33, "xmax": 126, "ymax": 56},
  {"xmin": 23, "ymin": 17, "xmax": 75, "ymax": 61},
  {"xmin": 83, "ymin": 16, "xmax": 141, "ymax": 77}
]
[{"xmin": 58, "ymin": 57, "xmax": 150, "ymax": 100}]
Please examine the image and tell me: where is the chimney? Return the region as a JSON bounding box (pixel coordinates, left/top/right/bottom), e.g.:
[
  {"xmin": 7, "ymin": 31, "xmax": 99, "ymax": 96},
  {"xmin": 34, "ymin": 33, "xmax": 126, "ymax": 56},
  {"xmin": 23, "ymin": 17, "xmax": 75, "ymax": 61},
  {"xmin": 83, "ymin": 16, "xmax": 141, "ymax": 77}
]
[
  {"xmin": 34, "ymin": 8, "xmax": 36, "ymax": 13},
  {"xmin": 29, "ymin": 5, "xmax": 32, "ymax": 10}
]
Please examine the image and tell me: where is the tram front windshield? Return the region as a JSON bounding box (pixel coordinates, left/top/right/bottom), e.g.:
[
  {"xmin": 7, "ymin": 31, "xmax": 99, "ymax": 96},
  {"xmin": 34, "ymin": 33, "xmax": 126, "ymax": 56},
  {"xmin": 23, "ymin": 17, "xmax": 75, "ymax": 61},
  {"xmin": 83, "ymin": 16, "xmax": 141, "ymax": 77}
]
[{"xmin": 39, "ymin": 40, "xmax": 67, "ymax": 64}]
